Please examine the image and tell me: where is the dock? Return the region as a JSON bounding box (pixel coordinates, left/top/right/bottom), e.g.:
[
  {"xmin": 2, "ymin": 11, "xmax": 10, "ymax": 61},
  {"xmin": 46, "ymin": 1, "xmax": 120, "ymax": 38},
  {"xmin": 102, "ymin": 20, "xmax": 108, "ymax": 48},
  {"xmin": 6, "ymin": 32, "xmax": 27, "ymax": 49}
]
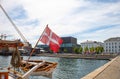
[{"xmin": 81, "ymin": 55, "xmax": 120, "ymax": 79}]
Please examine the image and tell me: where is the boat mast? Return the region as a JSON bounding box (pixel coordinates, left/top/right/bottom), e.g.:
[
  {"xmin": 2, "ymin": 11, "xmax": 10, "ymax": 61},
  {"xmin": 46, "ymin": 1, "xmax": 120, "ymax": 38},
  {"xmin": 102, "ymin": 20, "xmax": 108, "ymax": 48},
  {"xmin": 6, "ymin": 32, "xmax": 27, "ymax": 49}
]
[{"xmin": 0, "ymin": 4, "xmax": 29, "ymax": 45}]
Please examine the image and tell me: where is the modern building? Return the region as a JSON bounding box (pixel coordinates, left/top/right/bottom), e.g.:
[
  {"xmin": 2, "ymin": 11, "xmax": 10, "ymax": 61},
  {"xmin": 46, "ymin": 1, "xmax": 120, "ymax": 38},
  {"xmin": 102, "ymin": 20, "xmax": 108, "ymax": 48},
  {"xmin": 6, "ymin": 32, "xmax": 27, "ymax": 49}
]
[
  {"xmin": 104, "ymin": 37, "xmax": 120, "ymax": 54},
  {"xmin": 81, "ymin": 40, "xmax": 103, "ymax": 53},
  {"xmin": 61, "ymin": 37, "xmax": 79, "ymax": 53}
]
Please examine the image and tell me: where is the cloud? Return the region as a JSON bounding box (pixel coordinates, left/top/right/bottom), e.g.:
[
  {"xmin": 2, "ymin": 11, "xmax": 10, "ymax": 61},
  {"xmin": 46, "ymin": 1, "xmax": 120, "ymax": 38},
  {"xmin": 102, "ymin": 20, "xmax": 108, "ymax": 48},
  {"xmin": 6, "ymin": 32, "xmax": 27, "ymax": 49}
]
[
  {"xmin": 77, "ymin": 24, "xmax": 120, "ymax": 43},
  {"xmin": 0, "ymin": 0, "xmax": 120, "ymax": 46}
]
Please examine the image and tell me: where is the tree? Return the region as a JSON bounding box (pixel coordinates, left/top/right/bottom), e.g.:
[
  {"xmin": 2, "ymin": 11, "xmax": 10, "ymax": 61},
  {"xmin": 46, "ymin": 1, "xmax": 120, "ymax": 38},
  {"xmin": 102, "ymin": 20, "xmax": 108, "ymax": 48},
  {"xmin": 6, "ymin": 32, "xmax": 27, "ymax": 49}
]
[
  {"xmin": 73, "ymin": 47, "xmax": 79, "ymax": 54},
  {"xmin": 89, "ymin": 47, "xmax": 95, "ymax": 54},
  {"xmin": 84, "ymin": 46, "xmax": 89, "ymax": 54},
  {"xmin": 79, "ymin": 47, "xmax": 83, "ymax": 54},
  {"xmin": 95, "ymin": 47, "xmax": 99, "ymax": 54},
  {"xmin": 99, "ymin": 46, "xmax": 104, "ymax": 53},
  {"xmin": 95, "ymin": 46, "xmax": 104, "ymax": 54}
]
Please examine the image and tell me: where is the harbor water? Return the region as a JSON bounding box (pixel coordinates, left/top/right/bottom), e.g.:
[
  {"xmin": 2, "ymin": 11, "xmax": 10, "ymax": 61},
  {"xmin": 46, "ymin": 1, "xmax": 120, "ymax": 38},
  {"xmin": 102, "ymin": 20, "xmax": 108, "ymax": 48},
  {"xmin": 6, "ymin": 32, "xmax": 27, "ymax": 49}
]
[{"xmin": 0, "ymin": 56, "xmax": 108, "ymax": 79}]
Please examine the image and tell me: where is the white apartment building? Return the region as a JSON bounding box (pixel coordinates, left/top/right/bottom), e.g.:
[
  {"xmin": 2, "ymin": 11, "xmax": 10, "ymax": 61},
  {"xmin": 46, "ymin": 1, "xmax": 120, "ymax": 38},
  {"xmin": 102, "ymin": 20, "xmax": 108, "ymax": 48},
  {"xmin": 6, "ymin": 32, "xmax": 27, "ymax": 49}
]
[
  {"xmin": 81, "ymin": 40, "xmax": 103, "ymax": 52},
  {"xmin": 104, "ymin": 37, "xmax": 120, "ymax": 54}
]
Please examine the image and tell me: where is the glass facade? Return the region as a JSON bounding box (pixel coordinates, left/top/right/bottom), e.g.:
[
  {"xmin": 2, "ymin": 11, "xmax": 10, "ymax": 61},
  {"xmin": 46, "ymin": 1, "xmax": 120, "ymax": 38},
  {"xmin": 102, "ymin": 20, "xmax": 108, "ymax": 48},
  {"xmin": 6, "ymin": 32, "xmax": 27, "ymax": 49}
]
[{"xmin": 61, "ymin": 37, "xmax": 78, "ymax": 53}]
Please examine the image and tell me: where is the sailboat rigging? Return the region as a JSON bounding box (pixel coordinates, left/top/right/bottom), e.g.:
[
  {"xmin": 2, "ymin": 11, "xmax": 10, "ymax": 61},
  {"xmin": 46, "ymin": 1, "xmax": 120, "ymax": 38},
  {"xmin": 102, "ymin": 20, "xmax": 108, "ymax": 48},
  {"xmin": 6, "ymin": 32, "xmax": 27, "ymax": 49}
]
[{"xmin": 0, "ymin": 3, "xmax": 58, "ymax": 79}]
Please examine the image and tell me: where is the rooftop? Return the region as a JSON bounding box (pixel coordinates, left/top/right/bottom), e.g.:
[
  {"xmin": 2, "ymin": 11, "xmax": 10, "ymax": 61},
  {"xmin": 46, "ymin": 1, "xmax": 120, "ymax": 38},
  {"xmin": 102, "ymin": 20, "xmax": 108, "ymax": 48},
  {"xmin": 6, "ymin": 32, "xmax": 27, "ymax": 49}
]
[{"xmin": 104, "ymin": 37, "xmax": 120, "ymax": 42}]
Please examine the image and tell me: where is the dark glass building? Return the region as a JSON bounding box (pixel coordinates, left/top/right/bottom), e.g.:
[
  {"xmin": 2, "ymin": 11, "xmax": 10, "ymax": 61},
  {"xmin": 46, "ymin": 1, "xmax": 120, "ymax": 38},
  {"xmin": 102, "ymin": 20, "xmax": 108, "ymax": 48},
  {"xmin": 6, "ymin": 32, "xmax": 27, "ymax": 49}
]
[{"xmin": 61, "ymin": 37, "xmax": 78, "ymax": 53}]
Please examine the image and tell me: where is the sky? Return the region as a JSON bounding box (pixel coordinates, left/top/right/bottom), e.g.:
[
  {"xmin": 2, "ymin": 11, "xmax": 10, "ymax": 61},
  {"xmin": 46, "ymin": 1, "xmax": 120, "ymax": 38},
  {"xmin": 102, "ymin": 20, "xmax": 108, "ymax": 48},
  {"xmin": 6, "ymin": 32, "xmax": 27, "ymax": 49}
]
[{"xmin": 0, "ymin": 0, "xmax": 120, "ymax": 46}]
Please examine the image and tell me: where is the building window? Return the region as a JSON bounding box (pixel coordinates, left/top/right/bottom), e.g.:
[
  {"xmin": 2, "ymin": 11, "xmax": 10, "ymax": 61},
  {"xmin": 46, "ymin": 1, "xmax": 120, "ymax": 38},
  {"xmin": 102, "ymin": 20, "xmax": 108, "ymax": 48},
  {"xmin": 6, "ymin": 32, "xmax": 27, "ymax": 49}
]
[
  {"xmin": 62, "ymin": 43, "xmax": 74, "ymax": 47},
  {"xmin": 112, "ymin": 49, "xmax": 113, "ymax": 52},
  {"xmin": 106, "ymin": 50, "xmax": 108, "ymax": 52},
  {"xmin": 112, "ymin": 46, "xmax": 114, "ymax": 48}
]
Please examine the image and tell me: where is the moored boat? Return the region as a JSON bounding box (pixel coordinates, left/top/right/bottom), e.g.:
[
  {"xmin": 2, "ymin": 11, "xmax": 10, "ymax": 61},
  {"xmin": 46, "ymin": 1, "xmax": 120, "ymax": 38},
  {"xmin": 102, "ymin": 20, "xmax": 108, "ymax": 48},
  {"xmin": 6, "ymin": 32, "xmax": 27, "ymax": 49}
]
[{"xmin": 20, "ymin": 60, "xmax": 57, "ymax": 78}]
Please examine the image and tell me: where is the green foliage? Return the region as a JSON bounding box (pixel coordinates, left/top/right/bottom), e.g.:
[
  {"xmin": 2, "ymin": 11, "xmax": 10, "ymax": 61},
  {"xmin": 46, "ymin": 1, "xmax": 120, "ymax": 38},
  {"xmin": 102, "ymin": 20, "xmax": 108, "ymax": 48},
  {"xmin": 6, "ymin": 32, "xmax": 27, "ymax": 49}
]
[
  {"xmin": 99, "ymin": 46, "xmax": 104, "ymax": 53},
  {"xmin": 95, "ymin": 46, "xmax": 104, "ymax": 54},
  {"xmin": 73, "ymin": 47, "xmax": 79, "ymax": 54},
  {"xmin": 89, "ymin": 47, "xmax": 95, "ymax": 53},
  {"xmin": 79, "ymin": 47, "xmax": 83, "ymax": 54},
  {"xmin": 73, "ymin": 47, "xmax": 83, "ymax": 54},
  {"xmin": 62, "ymin": 45, "xmax": 104, "ymax": 54},
  {"xmin": 73, "ymin": 47, "xmax": 77, "ymax": 53},
  {"xmin": 84, "ymin": 46, "xmax": 89, "ymax": 53},
  {"xmin": 83, "ymin": 46, "xmax": 104, "ymax": 54},
  {"xmin": 63, "ymin": 48, "xmax": 67, "ymax": 53},
  {"xmin": 95, "ymin": 47, "xmax": 99, "ymax": 54}
]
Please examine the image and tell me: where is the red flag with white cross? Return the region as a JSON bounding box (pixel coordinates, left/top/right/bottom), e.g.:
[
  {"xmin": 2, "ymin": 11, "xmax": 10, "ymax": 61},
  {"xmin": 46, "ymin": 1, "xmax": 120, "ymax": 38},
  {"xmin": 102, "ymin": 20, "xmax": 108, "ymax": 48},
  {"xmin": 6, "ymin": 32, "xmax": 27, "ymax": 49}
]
[{"xmin": 39, "ymin": 25, "xmax": 63, "ymax": 53}]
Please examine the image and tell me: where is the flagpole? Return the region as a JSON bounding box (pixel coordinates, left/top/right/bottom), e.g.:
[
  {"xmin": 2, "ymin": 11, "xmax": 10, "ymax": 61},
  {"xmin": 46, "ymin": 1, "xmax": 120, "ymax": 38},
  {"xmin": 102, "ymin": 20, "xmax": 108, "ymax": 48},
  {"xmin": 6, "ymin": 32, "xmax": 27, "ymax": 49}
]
[{"xmin": 27, "ymin": 25, "xmax": 48, "ymax": 61}]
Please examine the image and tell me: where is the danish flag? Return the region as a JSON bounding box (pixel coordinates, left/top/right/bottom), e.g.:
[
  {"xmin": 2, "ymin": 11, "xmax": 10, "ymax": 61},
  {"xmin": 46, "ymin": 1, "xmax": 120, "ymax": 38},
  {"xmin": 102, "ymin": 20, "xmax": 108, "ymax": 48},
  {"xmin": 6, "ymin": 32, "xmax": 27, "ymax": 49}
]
[{"xmin": 39, "ymin": 25, "xmax": 63, "ymax": 53}]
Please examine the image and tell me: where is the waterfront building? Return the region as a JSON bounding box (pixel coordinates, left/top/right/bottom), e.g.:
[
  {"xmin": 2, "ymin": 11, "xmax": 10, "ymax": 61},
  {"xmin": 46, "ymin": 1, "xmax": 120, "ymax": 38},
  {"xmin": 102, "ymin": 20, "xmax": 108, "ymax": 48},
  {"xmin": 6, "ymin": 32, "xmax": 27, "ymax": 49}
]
[
  {"xmin": 61, "ymin": 37, "xmax": 79, "ymax": 53},
  {"xmin": 104, "ymin": 37, "xmax": 120, "ymax": 54},
  {"xmin": 81, "ymin": 40, "xmax": 103, "ymax": 53}
]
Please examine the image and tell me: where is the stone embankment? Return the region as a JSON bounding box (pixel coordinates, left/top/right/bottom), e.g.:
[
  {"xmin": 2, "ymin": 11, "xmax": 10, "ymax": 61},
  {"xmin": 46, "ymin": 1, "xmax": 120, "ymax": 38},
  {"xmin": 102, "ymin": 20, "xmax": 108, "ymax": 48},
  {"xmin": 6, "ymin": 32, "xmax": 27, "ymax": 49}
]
[
  {"xmin": 37, "ymin": 53, "xmax": 117, "ymax": 60},
  {"xmin": 81, "ymin": 55, "xmax": 120, "ymax": 79}
]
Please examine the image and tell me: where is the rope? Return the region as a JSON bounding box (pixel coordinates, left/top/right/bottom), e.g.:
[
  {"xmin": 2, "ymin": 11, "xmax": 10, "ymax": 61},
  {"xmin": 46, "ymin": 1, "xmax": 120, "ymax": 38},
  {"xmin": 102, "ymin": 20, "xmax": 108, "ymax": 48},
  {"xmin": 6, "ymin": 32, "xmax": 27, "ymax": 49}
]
[{"xmin": 11, "ymin": 47, "xmax": 21, "ymax": 68}]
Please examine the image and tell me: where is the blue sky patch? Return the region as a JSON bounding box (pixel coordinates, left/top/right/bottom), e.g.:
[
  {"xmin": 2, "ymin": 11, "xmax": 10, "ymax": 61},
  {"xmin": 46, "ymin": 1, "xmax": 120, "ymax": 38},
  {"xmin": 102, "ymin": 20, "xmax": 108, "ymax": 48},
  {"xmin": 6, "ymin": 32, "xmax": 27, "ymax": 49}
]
[
  {"xmin": 85, "ymin": 0, "xmax": 120, "ymax": 3},
  {"xmin": 8, "ymin": 5, "xmax": 39, "ymax": 27},
  {"xmin": 71, "ymin": 6, "xmax": 88, "ymax": 15},
  {"xmin": 24, "ymin": 19, "xmax": 40, "ymax": 26},
  {"xmin": 9, "ymin": 6, "xmax": 28, "ymax": 20},
  {"xmin": 105, "ymin": 12, "xmax": 120, "ymax": 18}
]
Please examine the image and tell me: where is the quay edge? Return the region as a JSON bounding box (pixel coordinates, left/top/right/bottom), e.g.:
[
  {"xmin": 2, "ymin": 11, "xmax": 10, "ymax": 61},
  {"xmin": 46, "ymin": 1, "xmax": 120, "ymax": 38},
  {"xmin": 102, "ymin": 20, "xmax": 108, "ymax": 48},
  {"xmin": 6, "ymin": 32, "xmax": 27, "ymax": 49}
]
[{"xmin": 81, "ymin": 55, "xmax": 120, "ymax": 79}]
